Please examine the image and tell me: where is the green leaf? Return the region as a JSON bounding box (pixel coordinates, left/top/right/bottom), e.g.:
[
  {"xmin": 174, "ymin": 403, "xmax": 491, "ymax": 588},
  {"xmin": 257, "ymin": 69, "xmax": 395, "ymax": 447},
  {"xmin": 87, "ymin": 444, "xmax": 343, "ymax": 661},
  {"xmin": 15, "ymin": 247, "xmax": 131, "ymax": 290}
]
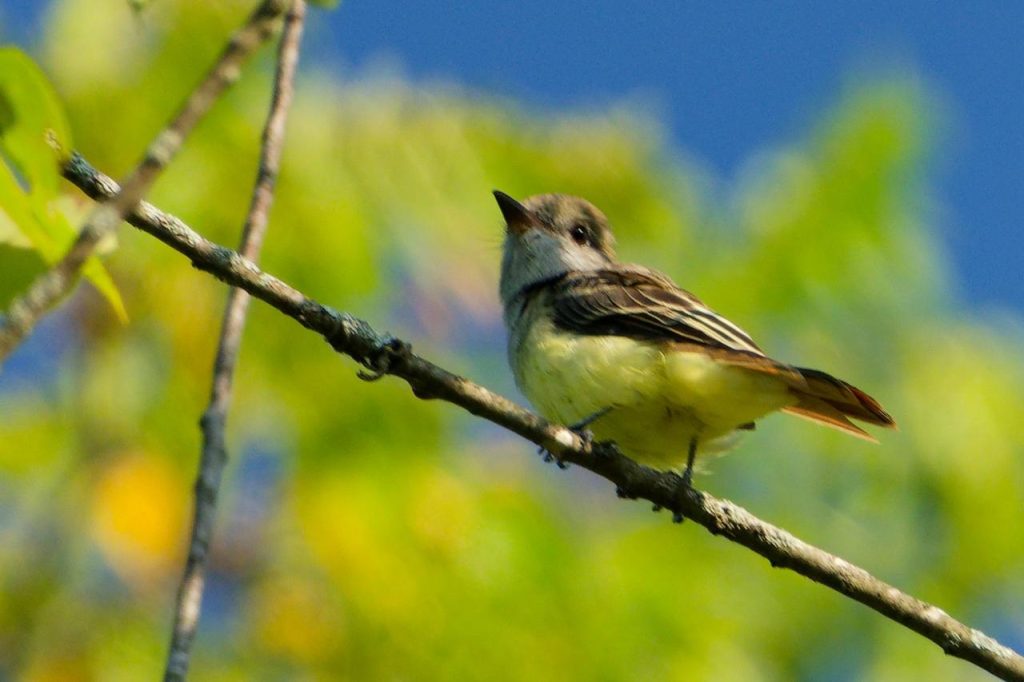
[
  {"xmin": 0, "ymin": 155, "xmax": 41, "ymax": 248},
  {"xmin": 0, "ymin": 47, "xmax": 71, "ymax": 196},
  {"xmin": 0, "ymin": 244, "xmax": 47, "ymax": 310},
  {"xmin": 0, "ymin": 199, "xmax": 32, "ymax": 248},
  {"xmin": 0, "ymin": 47, "xmax": 126, "ymax": 321}
]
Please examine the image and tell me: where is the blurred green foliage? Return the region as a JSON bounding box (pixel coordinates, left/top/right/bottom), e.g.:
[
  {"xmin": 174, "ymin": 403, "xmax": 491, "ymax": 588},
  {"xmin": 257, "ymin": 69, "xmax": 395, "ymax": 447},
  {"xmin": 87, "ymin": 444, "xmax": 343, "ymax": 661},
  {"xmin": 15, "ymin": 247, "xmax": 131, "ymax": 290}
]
[
  {"xmin": 1, "ymin": 1, "xmax": 1022, "ymax": 680},
  {"xmin": 0, "ymin": 47, "xmax": 124, "ymax": 319}
]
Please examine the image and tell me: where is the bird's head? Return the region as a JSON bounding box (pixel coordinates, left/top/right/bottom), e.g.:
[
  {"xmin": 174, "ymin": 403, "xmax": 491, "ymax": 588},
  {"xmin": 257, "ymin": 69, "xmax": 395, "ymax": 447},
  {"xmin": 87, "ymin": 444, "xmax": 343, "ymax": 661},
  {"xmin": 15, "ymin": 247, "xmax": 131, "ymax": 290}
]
[{"xmin": 495, "ymin": 191, "xmax": 617, "ymax": 306}]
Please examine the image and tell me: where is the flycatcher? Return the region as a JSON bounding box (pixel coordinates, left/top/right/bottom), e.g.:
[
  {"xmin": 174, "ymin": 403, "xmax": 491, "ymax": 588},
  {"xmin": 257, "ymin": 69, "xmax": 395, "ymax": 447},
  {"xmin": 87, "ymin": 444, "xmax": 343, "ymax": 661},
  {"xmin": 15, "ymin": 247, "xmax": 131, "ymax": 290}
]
[{"xmin": 495, "ymin": 190, "xmax": 895, "ymax": 484}]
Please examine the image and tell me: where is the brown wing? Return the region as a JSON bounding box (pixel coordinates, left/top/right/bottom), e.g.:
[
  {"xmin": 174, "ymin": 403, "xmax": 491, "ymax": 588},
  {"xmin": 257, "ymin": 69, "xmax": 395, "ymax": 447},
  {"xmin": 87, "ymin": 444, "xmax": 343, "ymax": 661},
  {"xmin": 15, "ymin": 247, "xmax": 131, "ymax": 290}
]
[{"xmin": 549, "ymin": 268, "xmax": 766, "ymax": 354}]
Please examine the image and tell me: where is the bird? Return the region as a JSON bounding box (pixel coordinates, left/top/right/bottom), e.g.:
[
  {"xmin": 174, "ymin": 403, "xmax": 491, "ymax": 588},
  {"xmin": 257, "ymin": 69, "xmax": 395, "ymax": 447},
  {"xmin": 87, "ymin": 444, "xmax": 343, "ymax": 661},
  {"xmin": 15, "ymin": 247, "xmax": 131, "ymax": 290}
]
[{"xmin": 494, "ymin": 190, "xmax": 895, "ymax": 485}]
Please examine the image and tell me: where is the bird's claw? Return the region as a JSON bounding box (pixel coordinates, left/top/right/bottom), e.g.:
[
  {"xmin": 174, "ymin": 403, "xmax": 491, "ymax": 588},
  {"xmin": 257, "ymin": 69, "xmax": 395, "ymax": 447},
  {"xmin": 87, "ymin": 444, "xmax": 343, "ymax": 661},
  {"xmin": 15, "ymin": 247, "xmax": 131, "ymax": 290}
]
[
  {"xmin": 536, "ymin": 444, "xmax": 570, "ymax": 469},
  {"xmin": 536, "ymin": 422, "xmax": 598, "ymax": 470},
  {"xmin": 571, "ymin": 426, "xmax": 595, "ymax": 448}
]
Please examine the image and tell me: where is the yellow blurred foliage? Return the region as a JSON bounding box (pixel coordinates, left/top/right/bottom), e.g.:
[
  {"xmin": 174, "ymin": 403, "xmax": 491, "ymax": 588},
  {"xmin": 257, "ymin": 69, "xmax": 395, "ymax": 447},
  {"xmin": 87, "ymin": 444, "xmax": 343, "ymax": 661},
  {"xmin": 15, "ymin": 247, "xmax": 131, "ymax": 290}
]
[
  {"xmin": 407, "ymin": 468, "xmax": 477, "ymax": 556},
  {"xmin": 22, "ymin": 656, "xmax": 91, "ymax": 682},
  {"xmin": 90, "ymin": 451, "xmax": 186, "ymax": 588},
  {"xmin": 249, "ymin": 576, "xmax": 344, "ymax": 663},
  {"xmin": 297, "ymin": 472, "xmax": 423, "ymax": 621}
]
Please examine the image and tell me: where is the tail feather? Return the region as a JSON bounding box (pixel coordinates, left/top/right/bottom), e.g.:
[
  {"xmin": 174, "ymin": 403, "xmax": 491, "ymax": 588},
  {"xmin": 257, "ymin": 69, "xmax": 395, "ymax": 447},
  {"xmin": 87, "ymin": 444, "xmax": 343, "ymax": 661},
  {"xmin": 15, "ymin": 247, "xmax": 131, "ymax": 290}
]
[
  {"xmin": 781, "ymin": 367, "xmax": 896, "ymax": 438},
  {"xmin": 783, "ymin": 396, "xmax": 877, "ymax": 441},
  {"xmin": 694, "ymin": 344, "xmax": 897, "ymax": 440}
]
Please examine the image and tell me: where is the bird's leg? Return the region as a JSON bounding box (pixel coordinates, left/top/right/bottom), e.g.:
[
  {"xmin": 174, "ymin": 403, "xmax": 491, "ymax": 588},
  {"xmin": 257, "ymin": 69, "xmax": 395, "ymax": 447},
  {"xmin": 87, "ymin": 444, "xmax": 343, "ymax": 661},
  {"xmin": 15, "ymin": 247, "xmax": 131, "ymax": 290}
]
[
  {"xmin": 568, "ymin": 406, "xmax": 614, "ymax": 433},
  {"xmin": 669, "ymin": 438, "xmax": 700, "ymax": 523},
  {"xmin": 574, "ymin": 407, "xmax": 639, "ymax": 498},
  {"xmin": 681, "ymin": 436, "xmax": 698, "ymax": 488},
  {"xmin": 537, "ymin": 406, "xmax": 614, "ymax": 470}
]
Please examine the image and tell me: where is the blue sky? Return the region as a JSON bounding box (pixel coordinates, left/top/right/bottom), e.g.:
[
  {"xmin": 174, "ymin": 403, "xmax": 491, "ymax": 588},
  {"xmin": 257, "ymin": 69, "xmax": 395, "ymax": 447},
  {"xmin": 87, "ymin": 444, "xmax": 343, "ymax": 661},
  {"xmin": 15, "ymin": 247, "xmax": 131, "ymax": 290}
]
[
  {"xmin": 4, "ymin": 1, "xmax": 1023, "ymax": 312},
  {"xmin": 317, "ymin": 2, "xmax": 1023, "ymax": 314}
]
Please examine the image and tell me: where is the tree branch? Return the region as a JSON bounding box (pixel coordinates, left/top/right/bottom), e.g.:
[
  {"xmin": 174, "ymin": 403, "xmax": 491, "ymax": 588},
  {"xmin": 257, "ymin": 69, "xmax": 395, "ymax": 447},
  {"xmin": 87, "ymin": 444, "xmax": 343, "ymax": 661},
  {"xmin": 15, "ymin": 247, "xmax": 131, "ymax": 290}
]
[
  {"xmin": 62, "ymin": 153, "xmax": 1024, "ymax": 682},
  {"xmin": 163, "ymin": 2, "xmax": 306, "ymax": 680},
  {"xmin": 0, "ymin": 0, "xmax": 290, "ymax": 362}
]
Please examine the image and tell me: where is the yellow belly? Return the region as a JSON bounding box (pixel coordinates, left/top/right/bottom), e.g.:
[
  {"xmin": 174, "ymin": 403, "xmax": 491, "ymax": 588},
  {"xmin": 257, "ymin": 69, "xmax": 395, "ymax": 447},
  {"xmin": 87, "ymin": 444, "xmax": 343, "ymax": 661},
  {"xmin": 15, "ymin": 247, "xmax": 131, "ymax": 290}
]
[{"xmin": 512, "ymin": 318, "xmax": 794, "ymax": 470}]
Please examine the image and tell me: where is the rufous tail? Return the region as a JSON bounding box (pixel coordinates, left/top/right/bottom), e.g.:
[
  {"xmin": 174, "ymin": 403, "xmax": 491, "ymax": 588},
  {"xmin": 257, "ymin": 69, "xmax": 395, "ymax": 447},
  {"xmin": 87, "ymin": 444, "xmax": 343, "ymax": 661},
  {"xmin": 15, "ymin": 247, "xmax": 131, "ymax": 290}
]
[{"xmin": 781, "ymin": 367, "xmax": 896, "ymax": 441}]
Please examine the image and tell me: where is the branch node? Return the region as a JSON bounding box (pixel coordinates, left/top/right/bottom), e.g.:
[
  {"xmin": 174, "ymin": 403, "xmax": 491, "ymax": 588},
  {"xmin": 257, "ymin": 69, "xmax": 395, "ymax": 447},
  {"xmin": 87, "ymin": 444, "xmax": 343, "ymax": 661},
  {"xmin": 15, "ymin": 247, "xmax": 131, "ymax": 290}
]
[
  {"xmin": 357, "ymin": 337, "xmax": 412, "ymax": 382},
  {"xmin": 325, "ymin": 321, "xmax": 351, "ymax": 354}
]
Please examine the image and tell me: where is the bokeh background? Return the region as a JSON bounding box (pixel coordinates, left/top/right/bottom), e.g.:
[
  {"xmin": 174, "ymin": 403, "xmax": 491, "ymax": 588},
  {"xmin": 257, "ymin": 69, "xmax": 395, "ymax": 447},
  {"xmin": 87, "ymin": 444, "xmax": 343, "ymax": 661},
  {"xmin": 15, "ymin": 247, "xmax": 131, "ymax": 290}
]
[{"xmin": 2, "ymin": 1, "xmax": 1023, "ymax": 680}]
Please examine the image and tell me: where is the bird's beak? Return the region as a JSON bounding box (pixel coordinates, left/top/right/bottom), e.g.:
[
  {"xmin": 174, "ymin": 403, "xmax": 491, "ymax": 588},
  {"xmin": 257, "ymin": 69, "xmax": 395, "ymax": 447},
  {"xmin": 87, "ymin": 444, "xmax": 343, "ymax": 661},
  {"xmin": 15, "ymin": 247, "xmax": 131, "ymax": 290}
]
[{"xmin": 493, "ymin": 190, "xmax": 533, "ymax": 236}]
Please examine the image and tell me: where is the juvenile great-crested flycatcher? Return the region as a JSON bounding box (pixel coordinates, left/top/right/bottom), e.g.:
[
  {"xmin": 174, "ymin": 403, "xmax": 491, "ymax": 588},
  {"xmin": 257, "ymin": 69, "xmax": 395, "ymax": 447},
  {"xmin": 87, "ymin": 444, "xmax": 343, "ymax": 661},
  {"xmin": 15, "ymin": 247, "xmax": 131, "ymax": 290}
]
[{"xmin": 495, "ymin": 190, "xmax": 895, "ymax": 484}]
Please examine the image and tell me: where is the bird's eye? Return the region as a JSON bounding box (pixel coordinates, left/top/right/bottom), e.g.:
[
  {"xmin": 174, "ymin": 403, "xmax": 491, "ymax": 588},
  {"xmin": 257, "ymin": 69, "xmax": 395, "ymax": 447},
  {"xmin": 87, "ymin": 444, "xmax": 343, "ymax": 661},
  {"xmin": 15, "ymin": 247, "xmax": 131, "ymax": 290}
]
[{"xmin": 569, "ymin": 224, "xmax": 590, "ymax": 246}]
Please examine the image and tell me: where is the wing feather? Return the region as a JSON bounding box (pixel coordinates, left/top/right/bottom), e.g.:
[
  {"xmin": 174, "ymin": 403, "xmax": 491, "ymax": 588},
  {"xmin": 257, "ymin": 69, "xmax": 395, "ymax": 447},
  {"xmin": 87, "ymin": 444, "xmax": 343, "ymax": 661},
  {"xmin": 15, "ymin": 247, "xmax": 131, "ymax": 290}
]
[{"xmin": 549, "ymin": 268, "xmax": 764, "ymax": 355}]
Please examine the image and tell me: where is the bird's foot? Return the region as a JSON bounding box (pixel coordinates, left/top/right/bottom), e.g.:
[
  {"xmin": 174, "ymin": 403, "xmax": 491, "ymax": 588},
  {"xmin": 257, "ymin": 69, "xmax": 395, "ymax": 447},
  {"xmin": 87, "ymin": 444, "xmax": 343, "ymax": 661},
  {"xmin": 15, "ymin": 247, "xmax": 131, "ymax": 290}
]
[
  {"xmin": 537, "ymin": 411, "xmax": 610, "ymax": 470},
  {"xmin": 536, "ymin": 443, "xmax": 571, "ymax": 469},
  {"xmin": 680, "ymin": 463, "xmax": 694, "ymax": 490},
  {"xmin": 537, "ymin": 427, "xmax": 587, "ymax": 470},
  {"xmin": 672, "ymin": 477, "xmax": 689, "ymax": 522},
  {"xmin": 671, "ymin": 438, "xmax": 699, "ymax": 523}
]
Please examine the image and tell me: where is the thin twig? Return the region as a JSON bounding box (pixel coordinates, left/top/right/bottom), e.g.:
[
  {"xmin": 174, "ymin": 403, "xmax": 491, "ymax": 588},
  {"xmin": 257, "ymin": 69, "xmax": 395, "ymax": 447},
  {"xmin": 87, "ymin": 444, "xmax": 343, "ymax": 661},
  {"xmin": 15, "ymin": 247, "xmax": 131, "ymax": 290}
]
[
  {"xmin": 0, "ymin": 0, "xmax": 290, "ymax": 362},
  {"xmin": 62, "ymin": 154, "xmax": 1024, "ymax": 682},
  {"xmin": 163, "ymin": 3, "xmax": 306, "ymax": 681}
]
